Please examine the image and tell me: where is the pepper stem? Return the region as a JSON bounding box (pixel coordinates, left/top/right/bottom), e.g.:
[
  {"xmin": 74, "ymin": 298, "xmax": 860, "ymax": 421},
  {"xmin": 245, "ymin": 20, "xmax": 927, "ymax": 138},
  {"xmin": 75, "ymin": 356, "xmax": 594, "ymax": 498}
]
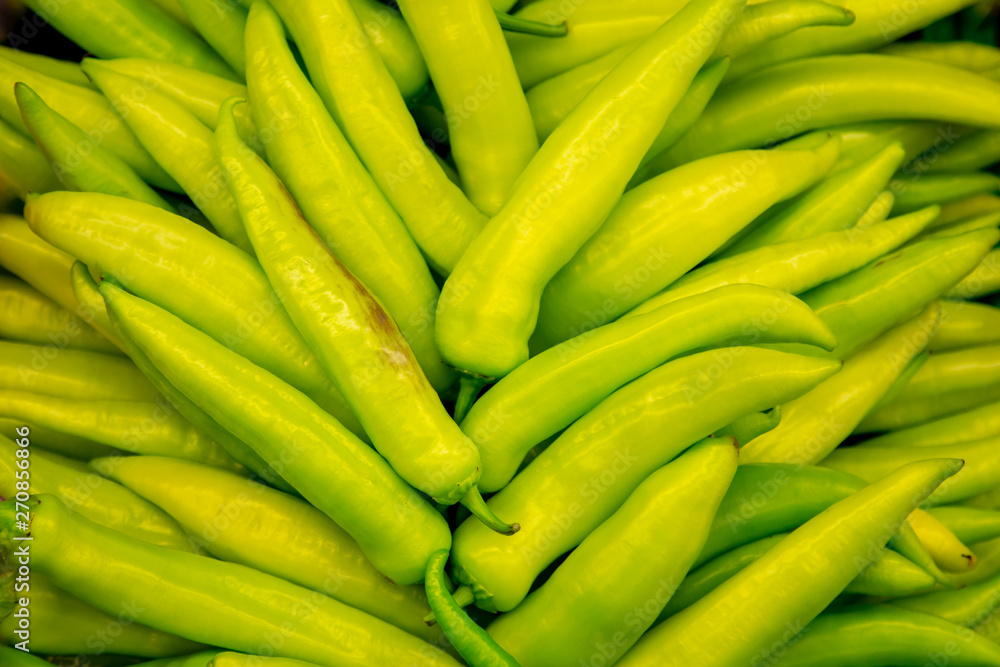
[
  {"xmin": 453, "ymin": 374, "xmax": 487, "ymax": 424},
  {"xmin": 494, "ymin": 10, "xmax": 568, "ymax": 37},
  {"xmin": 424, "ymin": 585, "xmax": 475, "ymax": 625},
  {"xmin": 461, "ymin": 487, "xmax": 520, "ymax": 536}
]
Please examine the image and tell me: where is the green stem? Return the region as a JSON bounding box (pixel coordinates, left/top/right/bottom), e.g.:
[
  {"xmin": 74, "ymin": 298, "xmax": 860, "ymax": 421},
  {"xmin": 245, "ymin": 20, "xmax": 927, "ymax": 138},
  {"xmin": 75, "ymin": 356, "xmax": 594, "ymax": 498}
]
[
  {"xmin": 454, "ymin": 374, "xmax": 488, "ymax": 424},
  {"xmin": 495, "ymin": 10, "xmax": 568, "ymax": 37},
  {"xmin": 424, "ymin": 585, "xmax": 474, "ymax": 624},
  {"xmin": 461, "ymin": 486, "xmax": 520, "ymax": 536}
]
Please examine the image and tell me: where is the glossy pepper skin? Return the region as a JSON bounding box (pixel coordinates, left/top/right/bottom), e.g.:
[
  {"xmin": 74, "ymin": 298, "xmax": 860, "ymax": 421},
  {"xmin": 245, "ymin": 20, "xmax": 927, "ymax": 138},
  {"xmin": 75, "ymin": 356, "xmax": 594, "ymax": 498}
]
[
  {"xmin": 176, "ymin": 0, "xmax": 248, "ymax": 77},
  {"xmin": 0, "ymin": 436, "xmax": 192, "ymax": 551},
  {"xmin": 530, "ymin": 141, "xmax": 839, "ymax": 349},
  {"xmin": 0, "ymin": 571, "xmax": 205, "ymax": 657},
  {"xmin": 437, "ymin": 0, "xmax": 749, "ymax": 380},
  {"xmin": 865, "ymin": 399, "xmax": 1000, "ymax": 449},
  {"xmin": 398, "ymin": 0, "xmax": 538, "ymax": 217},
  {"xmin": 216, "ymin": 100, "xmax": 498, "ymax": 527},
  {"xmin": 464, "ymin": 284, "xmax": 837, "ymax": 493},
  {"xmin": 0, "ymin": 53, "xmax": 178, "ymax": 190},
  {"xmin": 14, "ymin": 82, "xmax": 176, "ymax": 212},
  {"xmin": 0, "ymin": 116, "xmax": 59, "ymax": 197},
  {"xmin": 243, "ymin": 4, "xmax": 451, "ymax": 391},
  {"xmin": 95, "ymin": 455, "xmax": 442, "ymax": 644},
  {"xmin": 0, "ymin": 274, "xmax": 118, "ymax": 354},
  {"xmin": 20, "ymin": 0, "xmax": 237, "ymax": 80},
  {"xmin": 24, "ymin": 191, "xmax": 363, "ymax": 437},
  {"xmin": 0, "ymin": 495, "xmax": 461, "ymax": 667},
  {"xmin": 488, "ymin": 437, "xmax": 738, "ymax": 667},
  {"xmin": 741, "ymin": 303, "xmax": 941, "ymax": 465},
  {"xmin": 661, "ymin": 55, "xmax": 1000, "ymax": 168},
  {"xmin": 101, "ymin": 284, "xmax": 451, "ymax": 585},
  {"xmin": 267, "ymin": 0, "xmax": 487, "ymax": 275},
  {"xmin": 453, "ymin": 347, "xmax": 840, "ymax": 612},
  {"xmin": 82, "ymin": 59, "xmax": 253, "ymax": 255},
  {"xmin": 0, "ymin": 215, "xmax": 81, "ymax": 315},
  {"xmin": 618, "ymin": 458, "xmax": 963, "ymax": 666}
]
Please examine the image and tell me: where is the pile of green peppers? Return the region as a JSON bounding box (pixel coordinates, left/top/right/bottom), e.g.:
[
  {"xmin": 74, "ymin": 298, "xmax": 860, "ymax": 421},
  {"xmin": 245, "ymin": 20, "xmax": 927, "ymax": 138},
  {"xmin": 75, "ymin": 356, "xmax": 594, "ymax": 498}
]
[{"xmin": 1, "ymin": 0, "xmax": 1000, "ymax": 665}]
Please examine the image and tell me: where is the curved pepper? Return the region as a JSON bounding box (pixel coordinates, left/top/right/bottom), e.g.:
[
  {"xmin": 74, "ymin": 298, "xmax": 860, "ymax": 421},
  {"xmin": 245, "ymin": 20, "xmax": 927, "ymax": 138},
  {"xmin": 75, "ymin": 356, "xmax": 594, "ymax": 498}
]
[
  {"xmin": 20, "ymin": 0, "xmax": 236, "ymax": 80},
  {"xmin": 15, "ymin": 82, "xmax": 175, "ymax": 211},
  {"xmin": 0, "ymin": 116, "xmax": 59, "ymax": 197},
  {"xmin": 0, "ymin": 436, "xmax": 192, "ymax": 550},
  {"xmin": 82, "ymin": 59, "xmax": 253, "ymax": 254},
  {"xmin": 101, "ymin": 284, "xmax": 450, "ymax": 585},
  {"xmin": 925, "ymin": 129, "xmax": 1000, "ymax": 173},
  {"xmin": 0, "ymin": 45, "xmax": 94, "ymax": 88},
  {"xmin": 0, "ymin": 571, "xmax": 205, "ymax": 657},
  {"xmin": 243, "ymin": 4, "xmax": 450, "ymax": 390},
  {"xmin": 24, "ymin": 191, "xmax": 363, "ymax": 436},
  {"xmin": 741, "ymin": 303, "xmax": 940, "ymax": 465},
  {"xmin": 909, "ymin": 507, "xmax": 976, "ymax": 573},
  {"xmin": 216, "ymin": 100, "xmax": 506, "ymax": 535},
  {"xmin": 438, "ymin": 0, "xmax": 749, "ymax": 379},
  {"xmin": 176, "ymin": 0, "xmax": 248, "ymax": 77},
  {"xmin": 0, "ymin": 274, "xmax": 117, "ymax": 354},
  {"xmin": 452, "ymin": 347, "xmax": 840, "ymax": 612},
  {"xmin": 267, "ymin": 0, "xmax": 486, "ymax": 275},
  {"xmin": 823, "ymin": 435, "xmax": 1000, "ymax": 506},
  {"xmin": 68, "ymin": 261, "xmax": 126, "ymax": 351},
  {"xmin": 880, "ymin": 40, "xmax": 1000, "ymax": 73},
  {"xmin": 0, "ymin": 418, "xmax": 115, "ymax": 461},
  {"xmin": 347, "ymin": 0, "xmax": 430, "ymax": 99},
  {"xmin": 532, "ymin": 141, "xmax": 838, "ymax": 349},
  {"xmin": 891, "ymin": 172, "xmax": 1000, "ymax": 215},
  {"xmin": 0, "ymin": 215, "xmax": 79, "ymax": 315},
  {"xmin": 661, "ymin": 55, "xmax": 1000, "ymax": 169},
  {"xmin": 865, "ymin": 399, "xmax": 1000, "ymax": 449},
  {"xmin": 0, "ymin": 52, "xmax": 178, "ymax": 190},
  {"xmin": 399, "ymin": 0, "xmax": 537, "ymax": 217},
  {"xmin": 617, "ymin": 458, "xmax": 963, "ymax": 666},
  {"xmin": 465, "ymin": 284, "xmax": 837, "ymax": 493},
  {"xmin": 947, "ymin": 247, "xmax": 1000, "ymax": 299},
  {"xmin": 487, "ymin": 437, "xmax": 738, "ymax": 667},
  {"xmin": 0, "ymin": 495, "xmax": 461, "ymax": 666},
  {"xmin": 95, "ymin": 455, "xmax": 442, "ymax": 643}
]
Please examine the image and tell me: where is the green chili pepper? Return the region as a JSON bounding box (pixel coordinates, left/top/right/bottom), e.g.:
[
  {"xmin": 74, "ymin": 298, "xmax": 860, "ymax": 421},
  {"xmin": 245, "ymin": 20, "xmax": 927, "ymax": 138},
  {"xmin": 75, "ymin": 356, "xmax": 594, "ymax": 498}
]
[
  {"xmin": 25, "ymin": 191, "xmax": 363, "ymax": 436},
  {"xmin": 880, "ymin": 40, "xmax": 1000, "ymax": 73},
  {"xmin": 348, "ymin": 0, "xmax": 430, "ymax": 99},
  {"xmin": 0, "ymin": 215, "xmax": 79, "ymax": 315},
  {"xmin": 920, "ymin": 210, "xmax": 1000, "ymax": 240},
  {"xmin": 0, "ymin": 274, "xmax": 117, "ymax": 354},
  {"xmin": 662, "ymin": 534, "xmax": 936, "ymax": 621},
  {"xmin": 91, "ymin": 58, "xmax": 259, "ymax": 146},
  {"xmin": 0, "ymin": 45, "xmax": 94, "ymax": 89},
  {"xmin": 453, "ymin": 347, "xmax": 840, "ymax": 612},
  {"xmin": 823, "ymin": 436, "xmax": 1000, "ymax": 506},
  {"xmin": 464, "ymin": 284, "xmax": 837, "ymax": 493},
  {"xmin": 860, "ymin": 384, "xmax": 1000, "ymax": 433},
  {"xmin": 719, "ymin": 142, "xmax": 906, "ymax": 258},
  {"xmin": 617, "ymin": 458, "xmax": 963, "ymax": 666},
  {"xmin": 661, "ymin": 55, "xmax": 1000, "ymax": 169},
  {"xmin": 724, "ymin": 0, "xmax": 980, "ymax": 80},
  {"xmin": 487, "ymin": 437, "xmax": 738, "ymax": 667},
  {"xmin": 93, "ymin": 455, "xmax": 443, "ymax": 643},
  {"xmin": 216, "ymin": 99, "xmax": 507, "ymax": 535},
  {"xmin": 893, "ymin": 570, "xmax": 1000, "ymax": 630},
  {"xmin": 438, "ymin": 0, "xmax": 749, "ymax": 379},
  {"xmin": 949, "ymin": 538, "xmax": 1000, "ymax": 588},
  {"xmin": 505, "ymin": 0, "xmax": 690, "ymax": 89},
  {"xmin": 778, "ymin": 228, "xmax": 999, "ymax": 360},
  {"xmin": 0, "ymin": 646, "xmax": 55, "ymax": 667},
  {"xmin": 0, "ymin": 418, "xmax": 116, "ymax": 460},
  {"xmin": 242, "ymin": 4, "xmax": 450, "ymax": 390},
  {"xmin": 14, "ymin": 83, "xmax": 176, "ymax": 212},
  {"xmin": 891, "ymin": 172, "xmax": 1000, "ymax": 214},
  {"xmin": 716, "ymin": 1, "xmax": 856, "ymax": 61},
  {"xmin": 741, "ymin": 304, "xmax": 940, "ymax": 465},
  {"xmin": 865, "ymin": 399, "xmax": 1000, "ymax": 448},
  {"xmin": 1, "ymin": 495, "xmax": 462, "ymax": 666},
  {"xmin": 0, "ymin": 436, "xmax": 192, "ymax": 550},
  {"xmin": 398, "ymin": 0, "xmax": 537, "ymax": 217},
  {"xmin": 68, "ymin": 261, "xmax": 126, "ymax": 351},
  {"xmin": 936, "ymin": 193, "xmax": 1000, "ymax": 228},
  {"xmin": 927, "ymin": 507, "xmax": 1000, "ymax": 547},
  {"xmin": 82, "ymin": 60, "xmax": 253, "ymax": 254},
  {"xmin": 531, "ymin": 141, "xmax": 837, "ymax": 349},
  {"xmin": 425, "ymin": 550, "xmax": 520, "ymax": 667},
  {"xmin": 0, "ymin": 340, "xmax": 159, "ymax": 402},
  {"xmin": 101, "ymin": 284, "xmax": 450, "ymax": 585},
  {"xmin": 891, "ymin": 344, "xmax": 1000, "ymax": 401},
  {"xmin": 909, "ymin": 507, "xmax": 976, "ymax": 573},
  {"xmin": 715, "ymin": 408, "xmax": 782, "ymax": 446},
  {"xmin": 267, "ymin": 0, "xmax": 487, "ymax": 276},
  {"xmin": 947, "ymin": 247, "xmax": 1000, "ymax": 299},
  {"xmin": 0, "ymin": 391, "xmax": 243, "ymax": 471},
  {"xmin": 0, "ymin": 571, "xmax": 205, "ymax": 657},
  {"xmin": 176, "ymin": 0, "xmax": 248, "ymax": 78},
  {"xmin": 629, "ymin": 205, "xmax": 935, "ymax": 317},
  {"xmin": 923, "ymin": 129, "xmax": 1000, "ymax": 173},
  {"xmin": 0, "ymin": 116, "xmax": 59, "ymax": 197},
  {"xmin": 776, "ymin": 605, "xmax": 1000, "ymax": 666},
  {"xmin": 20, "ymin": 0, "xmax": 237, "ymax": 80},
  {"xmin": 0, "ymin": 53, "xmax": 179, "ymax": 190}
]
